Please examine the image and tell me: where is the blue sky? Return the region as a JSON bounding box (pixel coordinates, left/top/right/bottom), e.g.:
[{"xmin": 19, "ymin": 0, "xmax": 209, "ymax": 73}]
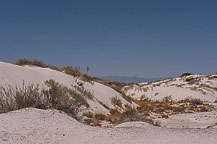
[{"xmin": 0, "ymin": 0, "xmax": 217, "ymax": 78}]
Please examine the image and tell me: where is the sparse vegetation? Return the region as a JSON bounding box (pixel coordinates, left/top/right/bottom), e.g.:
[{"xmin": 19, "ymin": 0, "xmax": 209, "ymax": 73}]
[
  {"xmin": 111, "ymin": 97, "xmax": 122, "ymax": 108},
  {"xmin": 0, "ymin": 80, "xmax": 90, "ymax": 119},
  {"xmin": 15, "ymin": 58, "xmax": 60, "ymax": 71},
  {"xmin": 97, "ymin": 100, "xmax": 109, "ymax": 109},
  {"xmin": 73, "ymin": 85, "xmax": 94, "ymax": 100},
  {"xmin": 180, "ymin": 73, "xmax": 193, "ymax": 77},
  {"xmin": 62, "ymin": 66, "xmax": 83, "ymax": 77},
  {"xmin": 15, "ymin": 58, "xmax": 94, "ymax": 83},
  {"xmin": 182, "ymin": 98, "xmax": 203, "ymax": 106}
]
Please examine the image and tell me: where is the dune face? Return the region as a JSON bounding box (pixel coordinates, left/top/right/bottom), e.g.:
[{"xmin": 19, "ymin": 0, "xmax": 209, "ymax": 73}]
[
  {"xmin": 0, "ymin": 61, "xmax": 135, "ymax": 115},
  {"xmin": 0, "ymin": 108, "xmax": 217, "ymax": 144},
  {"xmin": 124, "ymin": 74, "xmax": 217, "ymax": 102},
  {"xmin": 1, "ymin": 61, "xmax": 217, "ymax": 144}
]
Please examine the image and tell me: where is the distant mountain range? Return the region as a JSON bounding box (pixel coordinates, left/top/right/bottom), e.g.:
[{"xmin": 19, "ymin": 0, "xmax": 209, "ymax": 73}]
[{"xmin": 100, "ymin": 76, "xmax": 172, "ymax": 83}]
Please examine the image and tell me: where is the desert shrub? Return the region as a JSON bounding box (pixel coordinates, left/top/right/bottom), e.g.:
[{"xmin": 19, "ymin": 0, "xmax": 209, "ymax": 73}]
[
  {"xmin": 174, "ymin": 106, "xmax": 185, "ymax": 113},
  {"xmin": 15, "ymin": 82, "xmax": 45, "ymax": 109},
  {"xmin": 82, "ymin": 74, "xmax": 95, "ymax": 84},
  {"xmin": 122, "ymin": 105, "xmax": 137, "ymax": 117},
  {"xmin": 15, "ymin": 59, "xmax": 89, "ymax": 79},
  {"xmin": 83, "ymin": 111, "xmax": 94, "ymax": 118},
  {"xmin": 111, "ymin": 97, "xmax": 122, "ymax": 108},
  {"xmin": 183, "ymin": 98, "xmax": 203, "ymax": 106},
  {"xmin": 180, "ymin": 73, "xmax": 193, "ymax": 77},
  {"xmin": 43, "ymin": 79, "xmax": 89, "ymax": 117},
  {"xmin": 0, "ymin": 82, "xmax": 46, "ymax": 113},
  {"xmin": 0, "ymin": 80, "xmax": 90, "ymax": 119},
  {"xmin": 73, "ymin": 85, "xmax": 94, "ymax": 100},
  {"xmin": 15, "ymin": 58, "xmax": 60, "ymax": 71},
  {"xmin": 110, "ymin": 85, "xmax": 132, "ymax": 103},
  {"xmin": 95, "ymin": 113, "xmax": 107, "ymax": 120},
  {"xmin": 0, "ymin": 86, "xmax": 17, "ymax": 113},
  {"xmin": 185, "ymin": 77, "xmax": 198, "ymax": 83},
  {"xmin": 62, "ymin": 66, "xmax": 83, "ymax": 77},
  {"xmin": 162, "ymin": 96, "xmax": 172, "ymax": 102},
  {"xmin": 15, "ymin": 58, "xmax": 34, "ymax": 66},
  {"xmin": 109, "ymin": 109, "xmax": 121, "ymax": 115},
  {"xmin": 200, "ymin": 106, "xmax": 208, "ymax": 112}
]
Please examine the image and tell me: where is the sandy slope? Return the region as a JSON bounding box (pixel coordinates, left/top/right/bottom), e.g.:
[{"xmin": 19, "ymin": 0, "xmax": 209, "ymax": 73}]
[
  {"xmin": 0, "ymin": 61, "xmax": 136, "ymax": 114},
  {"xmin": 155, "ymin": 111, "xmax": 217, "ymax": 128},
  {"xmin": 124, "ymin": 74, "xmax": 217, "ymax": 102},
  {"xmin": 0, "ymin": 108, "xmax": 217, "ymax": 144}
]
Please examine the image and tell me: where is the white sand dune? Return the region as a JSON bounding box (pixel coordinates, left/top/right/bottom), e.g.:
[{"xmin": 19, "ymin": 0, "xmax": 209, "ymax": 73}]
[
  {"xmin": 1, "ymin": 61, "xmax": 217, "ymax": 143},
  {"xmin": 124, "ymin": 74, "xmax": 217, "ymax": 102},
  {"xmin": 0, "ymin": 108, "xmax": 217, "ymax": 144},
  {"xmin": 0, "ymin": 61, "xmax": 136, "ymax": 115}
]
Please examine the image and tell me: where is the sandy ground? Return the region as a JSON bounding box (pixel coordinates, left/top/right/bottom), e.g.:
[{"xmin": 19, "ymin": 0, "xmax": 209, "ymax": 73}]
[
  {"xmin": 0, "ymin": 108, "xmax": 217, "ymax": 144},
  {"xmin": 158, "ymin": 111, "xmax": 217, "ymax": 128}
]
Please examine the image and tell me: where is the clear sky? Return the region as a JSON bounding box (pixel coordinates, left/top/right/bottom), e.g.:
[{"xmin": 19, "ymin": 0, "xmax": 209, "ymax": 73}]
[{"xmin": 0, "ymin": 0, "xmax": 217, "ymax": 78}]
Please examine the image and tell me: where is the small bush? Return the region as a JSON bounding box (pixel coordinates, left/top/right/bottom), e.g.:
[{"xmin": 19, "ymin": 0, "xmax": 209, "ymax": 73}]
[
  {"xmin": 95, "ymin": 113, "xmax": 106, "ymax": 120},
  {"xmin": 180, "ymin": 73, "xmax": 193, "ymax": 77},
  {"xmin": 83, "ymin": 111, "xmax": 94, "ymax": 118},
  {"xmin": 15, "ymin": 82, "xmax": 44, "ymax": 109},
  {"xmin": 62, "ymin": 66, "xmax": 83, "ymax": 77},
  {"xmin": 73, "ymin": 85, "xmax": 94, "ymax": 100},
  {"xmin": 0, "ymin": 86, "xmax": 17, "ymax": 113},
  {"xmin": 183, "ymin": 98, "xmax": 203, "ymax": 106},
  {"xmin": 82, "ymin": 74, "xmax": 94, "ymax": 84},
  {"xmin": 200, "ymin": 106, "xmax": 208, "ymax": 112},
  {"xmin": 15, "ymin": 58, "xmax": 60, "ymax": 71},
  {"xmin": 111, "ymin": 97, "xmax": 122, "ymax": 108}
]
